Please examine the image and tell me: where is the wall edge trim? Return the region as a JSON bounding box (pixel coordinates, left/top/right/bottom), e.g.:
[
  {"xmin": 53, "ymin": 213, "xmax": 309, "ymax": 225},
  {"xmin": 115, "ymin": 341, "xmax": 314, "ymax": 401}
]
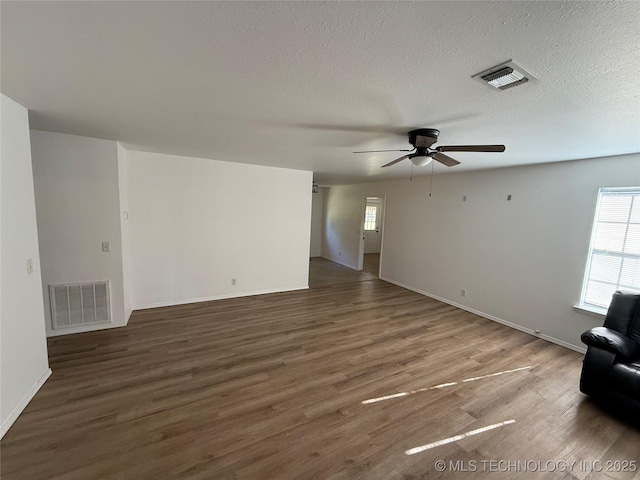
[
  {"xmin": 379, "ymin": 276, "xmax": 586, "ymax": 355},
  {"xmin": 132, "ymin": 285, "xmax": 309, "ymax": 311},
  {"xmin": 1, "ymin": 368, "xmax": 52, "ymax": 439},
  {"xmin": 320, "ymin": 255, "xmax": 358, "ymax": 270},
  {"xmin": 47, "ymin": 322, "xmax": 128, "ymax": 338}
]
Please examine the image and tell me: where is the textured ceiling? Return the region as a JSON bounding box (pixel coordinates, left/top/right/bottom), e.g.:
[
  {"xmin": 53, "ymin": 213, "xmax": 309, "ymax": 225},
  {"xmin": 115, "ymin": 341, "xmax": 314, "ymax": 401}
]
[{"xmin": 1, "ymin": 1, "xmax": 639, "ymax": 185}]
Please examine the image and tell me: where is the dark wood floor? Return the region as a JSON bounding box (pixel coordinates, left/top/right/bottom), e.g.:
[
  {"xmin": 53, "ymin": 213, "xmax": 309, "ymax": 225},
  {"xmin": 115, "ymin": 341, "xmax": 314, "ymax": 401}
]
[{"xmin": 2, "ymin": 265, "xmax": 639, "ymax": 479}]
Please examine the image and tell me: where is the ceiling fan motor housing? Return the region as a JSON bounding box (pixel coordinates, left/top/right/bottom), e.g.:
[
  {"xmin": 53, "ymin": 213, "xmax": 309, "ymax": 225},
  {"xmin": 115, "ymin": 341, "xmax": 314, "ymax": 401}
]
[
  {"xmin": 410, "ymin": 147, "xmax": 430, "ymax": 159},
  {"xmin": 408, "ymin": 128, "xmax": 439, "ymax": 148}
]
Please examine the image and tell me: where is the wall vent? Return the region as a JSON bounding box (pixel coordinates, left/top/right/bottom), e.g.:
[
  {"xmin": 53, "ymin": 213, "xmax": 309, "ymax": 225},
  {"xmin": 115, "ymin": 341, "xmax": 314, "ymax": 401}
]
[
  {"xmin": 472, "ymin": 60, "xmax": 536, "ymax": 90},
  {"xmin": 49, "ymin": 281, "xmax": 111, "ymax": 329}
]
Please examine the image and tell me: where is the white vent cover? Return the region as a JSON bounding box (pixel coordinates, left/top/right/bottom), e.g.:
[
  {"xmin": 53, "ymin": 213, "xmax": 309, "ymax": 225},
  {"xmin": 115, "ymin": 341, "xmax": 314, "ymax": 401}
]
[
  {"xmin": 49, "ymin": 281, "xmax": 111, "ymax": 329},
  {"xmin": 472, "ymin": 60, "xmax": 536, "ymax": 90}
]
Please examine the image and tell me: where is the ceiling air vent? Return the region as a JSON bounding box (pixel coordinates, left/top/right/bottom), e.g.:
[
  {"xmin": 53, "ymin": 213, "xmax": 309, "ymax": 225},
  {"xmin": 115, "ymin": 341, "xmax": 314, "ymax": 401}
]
[{"xmin": 472, "ymin": 60, "xmax": 536, "ymax": 90}]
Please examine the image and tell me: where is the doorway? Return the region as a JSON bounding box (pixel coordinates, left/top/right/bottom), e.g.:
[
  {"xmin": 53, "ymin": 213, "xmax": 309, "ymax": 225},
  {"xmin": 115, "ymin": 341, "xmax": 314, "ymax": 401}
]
[{"xmin": 358, "ymin": 195, "xmax": 386, "ymax": 277}]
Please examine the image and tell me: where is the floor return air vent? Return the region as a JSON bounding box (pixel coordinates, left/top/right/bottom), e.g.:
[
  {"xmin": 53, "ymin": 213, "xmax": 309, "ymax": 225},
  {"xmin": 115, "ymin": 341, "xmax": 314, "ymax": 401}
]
[{"xmin": 49, "ymin": 281, "xmax": 111, "ymax": 329}]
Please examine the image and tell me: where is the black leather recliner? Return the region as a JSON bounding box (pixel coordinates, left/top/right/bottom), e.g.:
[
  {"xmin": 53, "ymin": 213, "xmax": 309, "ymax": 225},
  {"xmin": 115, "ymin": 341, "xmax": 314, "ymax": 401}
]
[{"xmin": 580, "ymin": 291, "xmax": 640, "ymax": 421}]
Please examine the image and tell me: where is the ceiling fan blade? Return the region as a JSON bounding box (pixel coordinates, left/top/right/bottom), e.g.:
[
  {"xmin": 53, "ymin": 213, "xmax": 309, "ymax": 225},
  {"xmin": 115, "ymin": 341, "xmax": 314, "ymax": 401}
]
[
  {"xmin": 436, "ymin": 145, "xmax": 506, "ymax": 152},
  {"xmin": 354, "ymin": 148, "xmax": 413, "ymax": 154},
  {"xmin": 381, "ymin": 155, "xmax": 410, "ymax": 168},
  {"xmin": 433, "ymin": 152, "xmax": 461, "ymax": 167}
]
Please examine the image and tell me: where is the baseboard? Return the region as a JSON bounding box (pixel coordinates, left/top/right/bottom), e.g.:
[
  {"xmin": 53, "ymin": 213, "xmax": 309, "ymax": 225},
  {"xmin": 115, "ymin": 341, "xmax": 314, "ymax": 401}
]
[
  {"xmin": 47, "ymin": 321, "xmax": 127, "ymax": 337},
  {"xmin": 132, "ymin": 285, "xmax": 309, "ymax": 311},
  {"xmin": 379, "ymin": 276, "xmax": 586, "ymax": 355},
  {"xmin": 1, "ymin": 368, "xmax": 52, "ymax": 439},
  {"xmin": 320, "ymin": 255, "xmax": 358, "ymax": 270}
]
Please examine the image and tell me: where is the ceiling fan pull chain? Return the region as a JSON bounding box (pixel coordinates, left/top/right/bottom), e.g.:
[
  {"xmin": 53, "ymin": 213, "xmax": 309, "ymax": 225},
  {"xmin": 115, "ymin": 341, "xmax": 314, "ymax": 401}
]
[
  {"xmin": 410, "ymin": 162, "xmax": 414, "ymax": 181},
  {"xmin": 429, "ymin": 159, "xmax": 434, "ymax": 196}
]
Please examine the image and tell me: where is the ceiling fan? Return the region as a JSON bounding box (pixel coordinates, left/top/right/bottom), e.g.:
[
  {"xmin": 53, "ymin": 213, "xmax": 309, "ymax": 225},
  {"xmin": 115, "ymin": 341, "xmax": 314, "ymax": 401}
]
[{"xmin": 354, "ymin": 129, "xmax": 505, "ymax": 168}]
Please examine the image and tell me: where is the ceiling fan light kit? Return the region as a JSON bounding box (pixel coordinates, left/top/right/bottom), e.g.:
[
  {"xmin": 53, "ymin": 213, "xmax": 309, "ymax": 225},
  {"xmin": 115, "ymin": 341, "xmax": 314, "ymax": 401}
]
[{"xmin": 411, "ymin": 156, "xmax": 432, "ymax": 167}]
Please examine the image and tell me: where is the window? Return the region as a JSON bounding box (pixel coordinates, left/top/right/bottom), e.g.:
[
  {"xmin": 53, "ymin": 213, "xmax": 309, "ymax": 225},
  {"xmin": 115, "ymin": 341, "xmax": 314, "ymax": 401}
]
[
  {"xmin": 580, "ymin": 187, "xmax": 640, "ymax": 310},
  {"xmin": 364, "ymin": 205, "xmax": 378, "ymax": 231}
]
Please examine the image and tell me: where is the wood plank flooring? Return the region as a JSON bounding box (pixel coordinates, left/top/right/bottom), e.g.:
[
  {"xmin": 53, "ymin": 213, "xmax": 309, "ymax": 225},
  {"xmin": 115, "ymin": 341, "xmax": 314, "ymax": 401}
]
[
  {"xmin": 362, "ymin": 253, "xmax": 380, "ymax": 276},
  {"xmin": 2, "ymin": 269, "xmax": 639, "ymax": 479},
  {"xmin": 308, "ymin": 254, "xmax": 379, "ymax": 287}
]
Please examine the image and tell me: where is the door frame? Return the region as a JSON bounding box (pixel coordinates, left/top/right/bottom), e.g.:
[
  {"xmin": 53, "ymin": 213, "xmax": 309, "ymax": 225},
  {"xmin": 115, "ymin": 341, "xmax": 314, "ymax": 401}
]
[{"xmin": 357, "ymin": 194, "xmax": 387, "ymax": 276}]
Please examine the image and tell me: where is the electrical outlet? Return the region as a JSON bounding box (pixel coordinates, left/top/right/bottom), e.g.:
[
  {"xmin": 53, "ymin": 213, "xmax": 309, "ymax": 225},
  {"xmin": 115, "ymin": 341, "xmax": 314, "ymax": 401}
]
[
  {"xmin": 231, "ymin": 278, "xmax": 236, "ymax": 286},
  {"xmin": 26, "ymin": 258, "xmax": 33, "ymax": 275},
  {"xmin": 507, "ymin": 194, "xmax": 512, "ymax": 201},
  {"xmin": 102, "ymin": 242, "xmax": 110, "ymax": 252},
  {"xmin": 461, "ymin": 289, "xmax": 467, "ymax": 297}
]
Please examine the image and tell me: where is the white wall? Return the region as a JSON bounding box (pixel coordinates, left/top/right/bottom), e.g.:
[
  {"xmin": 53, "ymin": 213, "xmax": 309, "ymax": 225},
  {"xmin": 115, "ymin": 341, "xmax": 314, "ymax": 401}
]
[
  {"xmin": 322, "ymin": 154, "xmax": 640, "ymax": 352},
  {"xmin": 124, "ymin": 149, "xmax": 312, "ymax": 309},
  {"xmin": 309, "ymin": 187, "xmax": 324, "ymax": 257},
  {"xmin": 117, "ymin": 143, "xmax": 132, "ymax": 322},
  {"xmin": 1, "ymin": 94, "xmax": 51, "ymax": 438},
  {"xmin": 322, "ymin": 185, "xmax": 363, "ymax": 269},
  {"xmin": 30, "ymin": 130, "xmax": 127, "ymax": 336}
]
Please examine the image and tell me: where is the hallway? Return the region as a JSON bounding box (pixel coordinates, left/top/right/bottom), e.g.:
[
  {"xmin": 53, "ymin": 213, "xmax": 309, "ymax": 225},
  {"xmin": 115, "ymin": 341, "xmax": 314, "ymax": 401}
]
[
  {"xmin": 362, "ymin": 253, "xmax": 380, "ymax": 276},
  {"xmin": 308, "ymin": 254, "xmax": 380, "ymax": 288}
]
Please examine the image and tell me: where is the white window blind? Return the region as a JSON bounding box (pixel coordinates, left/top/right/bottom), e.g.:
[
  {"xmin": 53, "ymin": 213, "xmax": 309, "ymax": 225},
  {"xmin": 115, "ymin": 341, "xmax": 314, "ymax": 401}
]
[{"xmin": 580, "ymin": 187, "xmax": 640, "ymax": 310}]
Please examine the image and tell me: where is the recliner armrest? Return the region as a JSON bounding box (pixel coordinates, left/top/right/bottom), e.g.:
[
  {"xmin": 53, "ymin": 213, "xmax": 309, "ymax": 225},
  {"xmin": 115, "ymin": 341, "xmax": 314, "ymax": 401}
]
[{"xmin": 581, "ymin": 327, "xmax": 640, "ymax": 360}]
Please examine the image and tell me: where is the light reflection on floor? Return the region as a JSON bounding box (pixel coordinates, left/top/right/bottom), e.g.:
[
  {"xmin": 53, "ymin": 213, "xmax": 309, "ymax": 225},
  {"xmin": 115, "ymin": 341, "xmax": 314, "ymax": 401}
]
[
  {"xmin": 361, "ymin": 365, "xmax": 536, "ymax": 404},
  {"xmin": 405, "ymin": 419, "xmax": 517, "ymax": 454}
]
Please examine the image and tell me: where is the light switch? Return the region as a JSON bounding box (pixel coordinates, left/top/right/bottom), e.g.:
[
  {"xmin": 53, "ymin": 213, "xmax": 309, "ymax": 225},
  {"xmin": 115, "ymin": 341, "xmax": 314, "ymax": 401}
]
[{"xmin": 102, "ymin": 242, "xmax": 110, "ymax": 252}]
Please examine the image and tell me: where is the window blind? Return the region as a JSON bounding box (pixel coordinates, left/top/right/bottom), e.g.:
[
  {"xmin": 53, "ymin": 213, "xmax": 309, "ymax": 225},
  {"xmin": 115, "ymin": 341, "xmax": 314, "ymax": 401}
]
[{"xmin": 581, "ymin": 187, "xmax": 640, "ymax": 309}]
